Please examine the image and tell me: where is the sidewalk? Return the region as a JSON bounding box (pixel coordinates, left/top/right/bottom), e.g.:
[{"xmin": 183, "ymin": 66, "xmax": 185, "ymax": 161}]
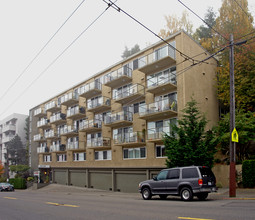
[{"xmin": 29, "ymin": 184, "xmax": 255, "ymax": 200}]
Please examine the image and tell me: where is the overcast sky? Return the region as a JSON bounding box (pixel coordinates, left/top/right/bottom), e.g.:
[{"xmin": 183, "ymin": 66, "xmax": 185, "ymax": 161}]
[{"xmin": 0, "ymin": 0, "xmax": 254, "ymax": 119}]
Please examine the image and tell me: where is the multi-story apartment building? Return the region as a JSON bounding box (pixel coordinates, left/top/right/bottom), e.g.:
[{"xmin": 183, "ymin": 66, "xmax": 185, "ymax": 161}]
[
  {"xmin": 0, "ymin": 113, "xmax": 28, "ymax": 176},
  {"xmin": 30, "ymin": 31, "xmax": 218, "ymax": 192}
]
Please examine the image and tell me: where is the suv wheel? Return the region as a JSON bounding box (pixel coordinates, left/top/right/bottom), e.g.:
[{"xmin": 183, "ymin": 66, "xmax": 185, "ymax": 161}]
[
  {"xmin": 197, "ymin": 193, "xmax": 208, "ymax": 201},
  {"xmin": 142, "ymin": 187, "xmax": 152, "ymax": 200},
  {"xmin": 180, "ymin": 187, "xmax": 193, "ymax": 201}
]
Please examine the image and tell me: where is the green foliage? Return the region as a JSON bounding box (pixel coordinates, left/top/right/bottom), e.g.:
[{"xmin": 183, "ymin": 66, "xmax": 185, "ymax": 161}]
[
  {"xmin": 27, "ymin": 176, "xmax": 34, "ymax": 182},
  {"xmin": 0, "ymin": 176, "xmax": 7, "ymax": 182},
  {"xmin": 163, "ymin": 98, "xmax": 218, "ymax": 168},
  {"xmin": 216, "ymin": 111, "xmax": 255, "ymax": 162},
  {"xmin": 10, "ymin": 165, "xmax": 30, "ymax": 178},
  {"xmin": 242, "ymin": 160, "xmax": 255, "ymax": 188},
  {"xmin": 9, "ymin": 178, "xmax": 26, "ymax": 189},
  {"xmin": 121, "ymin": 44, "xmax": 140, "ymax": 59}
]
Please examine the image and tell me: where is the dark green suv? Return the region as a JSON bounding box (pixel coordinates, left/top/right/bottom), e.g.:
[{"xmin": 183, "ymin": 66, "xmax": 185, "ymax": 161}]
[{"xmin": 139, "ymin": 166, "xmax": 217, "ymax": 201}]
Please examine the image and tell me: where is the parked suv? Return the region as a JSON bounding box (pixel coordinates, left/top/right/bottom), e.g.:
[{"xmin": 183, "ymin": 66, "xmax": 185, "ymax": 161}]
[{"xmin": 139, "ymin": 166, "xmax": 217, "ymax": 201}]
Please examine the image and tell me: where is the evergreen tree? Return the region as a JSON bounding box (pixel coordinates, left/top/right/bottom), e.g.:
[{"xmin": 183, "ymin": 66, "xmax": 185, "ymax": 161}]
[
  {"xmin": 163, "ymin": 98, "xmax": 218, "ymax": 168},
  {"xmin": 121, "ymin": 44, "xmax": 140, "ymax": 59}
]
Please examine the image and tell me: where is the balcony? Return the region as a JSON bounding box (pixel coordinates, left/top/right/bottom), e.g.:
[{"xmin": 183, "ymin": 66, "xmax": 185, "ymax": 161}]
[
  {"xmin": 34, "ymin": 107, "xmax": 46, "ymax": 118},
  {"xmin": 44, "ymin": 129, "xmax": 59, "ymax": 140},
  {"xmin": 33, "ymin": 134, "xmax": 44, "ymax": 142},
  {"xmin": 37, "ymin": 146, "xmax": 49, "ymax": 153},
  {"xmin": 59, "ymin": 92, "xmax": 79, "ymax": 107},
  {"xmin": 146, "ymin": 71, "xmax": 177, "ymax": 95},
  {"xmin": 66, "ymin": 106, "xmax": 86, "ymax": 120},
  {"xmin": 147, "ymin": 126, "xmax": 170, "ymax": 144},
  {"xmin": 114, "ymin": 131, "xmax": 145, "ymax": 147},
  {"xmin": 50, "ymin": 113, "xmax": 66, "ymax": 125},
  {"xmin": 50, "ymin": 144, "xmax": 66, "ymax": 152},
  {"xmin": 104, "ymin": 111, "xmax": 133, "ymax": 128},
  {"xmin": 104, "ymin": 66, "xmax": 132, "ymax": 88},
  {"xmin": 113, "ymin": 84, "xmax": 145, "ymax": 105},
  {"xmin": 79, "ymin": 81, "xmax": 102, "ymax": 99},
  {"xmin": 2, "ymin": 135, "xmax": 15, "ymax": 143},
  {"xmin": 138, "ymin": 44, "xmax": 176, "ymax": 75},
  {"xmin": 87, "ymin": 96, "xmax": 111, "ymax": 113},
  {"xmin": 2, "ymin": 124, "xmax": 16, "ymax": 133},
  {"xmin": 59, "ymin": 125, "xmax": 78, "ymax": 138},
  {"xmin": 67, "ymin": 142, "xmax": 79, "ymax": 150},
  {"xmin": 79, "ymin": 119, "xmax": 102, "ymax": 133},
  {"xmin": 37, "ymin": 118, "xmax": 51, "ymax": 129},
  {"xmin": 139, "ymin": 98, "xmax": 177, "ymax": 121},
  {"xmin": 45, "ymin": 100, "xmax": 61, "ymax": 113},
  {"xmin": 87, "ymin": 137, "xmax": 111, "ymax": 149}
]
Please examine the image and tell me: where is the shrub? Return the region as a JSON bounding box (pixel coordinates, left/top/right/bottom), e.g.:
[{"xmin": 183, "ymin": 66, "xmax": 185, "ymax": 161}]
[
  {"xmin": 9, "ymin": 178, "xmax": 26, "ymax": 189},
  {"xmin": 242, "ymin": 160, "xmax": 255, "ymax": 188}
]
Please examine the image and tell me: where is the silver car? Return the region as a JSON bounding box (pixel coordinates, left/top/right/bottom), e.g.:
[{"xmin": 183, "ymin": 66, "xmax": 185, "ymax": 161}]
[{"xmin": 139, "ymin": 166, "xmax": 217, "ymax": 201}]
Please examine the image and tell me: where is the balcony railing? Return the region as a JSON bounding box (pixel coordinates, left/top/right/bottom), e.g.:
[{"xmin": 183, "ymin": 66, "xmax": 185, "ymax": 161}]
[
  {"xmin": 67, "ymin": 142, "xmax": 79, "ymax": 150},
  {"xmin": 79, "ymin": 81, "xmax": 102, "ymax": 99},
  {"xmin": 2, "ymin": 124, "xmax": 16, "ymax": 133},
  {"xmin": 59, "ymin": 125, "xmax": 78, "ymax": 137},
  {"xmin": 37, "ymin": 146, "xmax": 49, "ymax": 153},
  {"xmin": 66, "ymin": 106, "xmax": 85, "ymax": 119},
  {"xmin": 147, "ymin": 70, "xmax": 177, "ymax": 95},
  {"xmin": 45, "ymin": 100, "xmax": 61, "ymax": 113},
  {"xmin": 79, "ymin": 119, "xmax": 102, "ymax": 132},
  {"xmin": 34, "ymin": 107, "xmax": 46, "ymax": 117},
  {"xmin": 138, "ymin": 44, "xmax": 176, "ymax": 75},
  {"xmin": 50, "ymin": 144, "xmax": 66, "ymax": 152},
  {"xmin": 113, "ymin": 84, "xmax": 145, "ymax": 104},
  {"xmin": 50, "ymin": 113, "xmax": 66, "ymax": 125},
  {"xmin": 113, "ymin": 131, "xmax": 145, "ymax": 146},
  {"xmin": 104, "ymin": 111, "xmax": 133, "ymax": 128},
  {"xmin": 59, "ymin": 92, "xmax": 79, "ymax": 107},
  {"xmin": 87, "ymin": 137, "xmax": 111, "ymax": 148},
  {"xmin": 44, "ymin": 129, "xmax": 59, "ymax": 139},
  {"xmin": 104, "ymin": 66, "xmax": 132, "ymax": 88},
  {"xmin": 139, "ymin": 98, "xmax": 177, "ymax": 121},
  {"xmin": 37, "ymin": 118, "xmax": 51, "ymax": 128},
  {"xmin": 147, "ymin": 126, "xmax": 170, "ymax": 143},
  {"xmin": 87, "ymin": 96, "xmax": 111, "ymax": 113},
  {"xmin": 33, "ymin": 134, "xmax": 43, "ymax": 142}
]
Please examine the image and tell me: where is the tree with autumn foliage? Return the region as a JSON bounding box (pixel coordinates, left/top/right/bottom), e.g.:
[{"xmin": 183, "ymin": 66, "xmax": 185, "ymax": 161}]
[{"xmin": 0, "ymin": 161, "xmax": 4, "ymax": 177}]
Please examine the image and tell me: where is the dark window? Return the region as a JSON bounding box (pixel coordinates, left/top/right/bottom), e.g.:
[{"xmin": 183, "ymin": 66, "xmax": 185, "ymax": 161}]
[
  {"xmin": 140, "ymin": 148, "xmax": 146, "ymax": 158},
  {"xmin": 133, "ymin": 59, "xmax": 138, "ymax": 70},
  {"xmin": 168, "ymin": 169, "xmax": 180, "ymax": 179},
  {"xmin": 123, "ymin": 149, "xmax": 128, "ymax": 159},
  {"xmin": 84, "ymin": 153, "xmax": 86, "ymax": 161},
  {"xmin": 199, "ymin": 167, "xmax": 215, "ymax": 178},
  {"xmin": 134, "ymin": 103, "xmax": 139, "ymax": 113},
  {"xmin": 103, "ymin": 151, "xmax": 107, "ymax": 159},
  {"xmin": 182, "ymin": 168, "xmax": 199, "ymax": 179},
  {"xmin": 95, "ymin": 152, "xmax": 99, "ymax": 160}
]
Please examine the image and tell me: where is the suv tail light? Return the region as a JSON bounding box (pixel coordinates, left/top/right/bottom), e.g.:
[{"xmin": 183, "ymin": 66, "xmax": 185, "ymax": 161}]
[{"xmin": 198, "ymin": 179, "xmax": 203, "ymax": 186}]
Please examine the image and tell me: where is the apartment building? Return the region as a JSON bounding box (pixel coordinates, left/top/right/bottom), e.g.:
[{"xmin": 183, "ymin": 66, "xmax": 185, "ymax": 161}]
[
  {"xmin": 30, "ymin": 31, "xmax": 219, "ymax": 192},
  {"xmin": 0, "ymin": 113, "xmax": 28, "ymax": 176}
]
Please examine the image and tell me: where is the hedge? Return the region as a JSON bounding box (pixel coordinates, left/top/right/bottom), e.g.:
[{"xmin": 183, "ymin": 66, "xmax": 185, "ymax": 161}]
[
  {"xmin": 9, "ymin": 178, "xmax": 26, "ymax": 189},
  {"xmin": 242, "ymin": 160, "xmax": 255, "ymax": 188}
]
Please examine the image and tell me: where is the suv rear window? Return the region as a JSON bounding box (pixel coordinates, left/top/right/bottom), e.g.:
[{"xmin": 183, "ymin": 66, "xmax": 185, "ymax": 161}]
[
  {"xmin": 199, "ymin": 167, "xmax": 215, "ymax": 178},
  {"xmin": 182, "ymin": 168, "xmax": 199, "ymax": 178}
]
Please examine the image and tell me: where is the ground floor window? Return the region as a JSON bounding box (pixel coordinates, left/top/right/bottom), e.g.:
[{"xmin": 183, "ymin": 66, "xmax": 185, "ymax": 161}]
[
  {"xmin": 156, "ymin": 145, "xmax": 166, "ymax": 158},
  {"xmin": 44, "ymin": 155, "xmax": 51, "ymax": 162},
  {"xmin": 95, "ymin": 150, "xmax": 112, "ymax": 161},
  {"xmin": 57, "ymin": 154, "xmax": 67, "ymax": 162},
  {"xmin": 73, "ymin": 152, "xmax": 86, "ymax": 161},
  {"xmin": 123, "ymin": 147, "xmax": 146, "ymax": 159}
]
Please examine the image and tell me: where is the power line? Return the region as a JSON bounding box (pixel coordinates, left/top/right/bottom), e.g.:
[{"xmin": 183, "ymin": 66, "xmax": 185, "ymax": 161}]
[
  {"xmin": 177, "ymin": 0, "xmax": 229, "ymax": 42},
  {"xmin": 0, "ymin": 0, "xmax": 86, "ymax": 103},
  {"xmin": 103, "ymin": 0, "xmax": 207, "ymax": 66},
  {"xmin": 0, "ymin": 2, "xmax": 114, "ymax": 118},
  {"xmin": 233, "ymin": 0, "xmax": 251, "ymax": 20}
]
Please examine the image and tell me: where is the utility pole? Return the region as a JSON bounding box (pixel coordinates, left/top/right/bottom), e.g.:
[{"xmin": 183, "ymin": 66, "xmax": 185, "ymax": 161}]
[{"xmin": 229, "ymin": 34, "xmax": 236, "ymax": 197}]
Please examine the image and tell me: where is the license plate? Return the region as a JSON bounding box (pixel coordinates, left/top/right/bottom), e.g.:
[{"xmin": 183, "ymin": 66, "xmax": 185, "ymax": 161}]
[{"xmin": 208, "ymin": 182, "xmax": 212, "ymax": 185}]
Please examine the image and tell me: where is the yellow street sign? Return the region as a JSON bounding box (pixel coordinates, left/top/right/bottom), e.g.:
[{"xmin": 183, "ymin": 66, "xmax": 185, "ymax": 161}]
[{"xmin": 231, "ymin": 128, "xmax": 239, "ymax": 142}]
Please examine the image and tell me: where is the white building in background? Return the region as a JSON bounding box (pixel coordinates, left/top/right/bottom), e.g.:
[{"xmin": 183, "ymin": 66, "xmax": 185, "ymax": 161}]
[{"xmin": 0, "ymin": 113, "xmax": 28, "ymax": 170}]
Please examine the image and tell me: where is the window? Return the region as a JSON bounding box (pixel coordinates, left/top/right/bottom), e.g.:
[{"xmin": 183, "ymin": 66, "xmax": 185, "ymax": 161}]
[
  {"xmin": 123, "ymin": 147, "xmax": 146, "ymax": 159},
  {"xmin": 182, "ymin": 168, "xmax": 199, "ymax": 179},
  {"xmin": 168, "ymin": 169, "xmax": 180, "ymax": 179},
  {"xmin": 73, "ymin": 152, "xmax": 86, "ymax": 161},
  {"xmin": 156, "ymin": 145, "xmax": 166, "ymax": 158},
  {"xmin": 157, "ymin": 170, "xmax": 168, "ymax": 180},
  {"xmin": 95, "ymin": 150, "xmax": 111, "ymax": 161},
  {"xmin": 57, "ymin": 154, "xmax": 67, "ymax": 162},
  {"xmin": 44, "ymin": 155, "xmax": 51, "ymax": 162}
]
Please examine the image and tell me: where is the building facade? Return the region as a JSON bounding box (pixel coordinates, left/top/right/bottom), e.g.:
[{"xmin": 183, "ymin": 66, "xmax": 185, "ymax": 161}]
[
  {"xmin": 30, "ymin": 31, "xmax": 219, "ymax": 192},
  {"xmin": 0, "ymin": 113, "xmax": 28, "ymax": 177}
]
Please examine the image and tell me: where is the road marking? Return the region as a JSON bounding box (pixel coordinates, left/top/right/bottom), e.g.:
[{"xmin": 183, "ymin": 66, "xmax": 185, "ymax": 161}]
[
  {"xmin": 4, "ymin": 197, "xmax": 17, "ymax": 200},
  {"xmin": 46, "ymin": 202, "xmax": 79, "ymax": 208},
  {"xmin": 178, "ymin": 217, "xmax": 215, "ymax": 220}
]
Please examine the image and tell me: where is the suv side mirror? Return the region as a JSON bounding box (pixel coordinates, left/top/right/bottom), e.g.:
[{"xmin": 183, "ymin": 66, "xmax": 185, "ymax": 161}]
[{"xmin": 153, "ymin": 176, "xmax": 157, "ymax": 181}]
